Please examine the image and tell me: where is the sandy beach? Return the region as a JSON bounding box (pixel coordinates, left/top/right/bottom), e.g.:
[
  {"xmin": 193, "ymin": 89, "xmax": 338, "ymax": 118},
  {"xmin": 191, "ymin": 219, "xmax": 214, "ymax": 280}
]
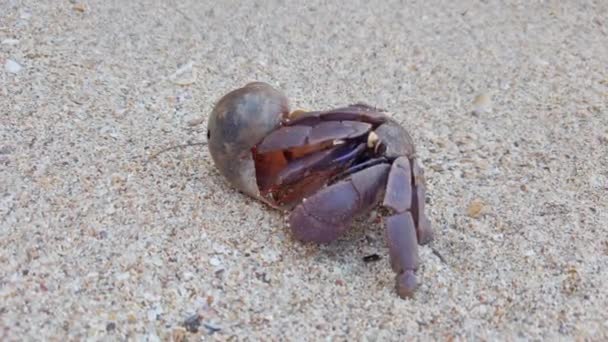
[{"xmin": 1, "ymin": 1, "xmax": 607, "ymax": 340}]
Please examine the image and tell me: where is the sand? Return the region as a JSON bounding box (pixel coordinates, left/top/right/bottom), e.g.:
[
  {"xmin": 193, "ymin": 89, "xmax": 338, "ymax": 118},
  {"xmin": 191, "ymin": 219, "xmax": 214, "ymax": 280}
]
[{"xmin": 1, "ymin": 0, "xmax": 607, "ymax": 340}]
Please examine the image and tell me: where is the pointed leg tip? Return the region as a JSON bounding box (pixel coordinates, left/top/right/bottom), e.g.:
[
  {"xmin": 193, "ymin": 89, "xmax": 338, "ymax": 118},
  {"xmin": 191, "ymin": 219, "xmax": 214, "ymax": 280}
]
[
  {"xmin": 418, "ymin": 216, "xmax": 435, "ymax": 245},
  {"xmin": 419, "ymin": 231, "xmax": 434, "ymax": 245},
  {"xmin": 396, "ymin": 271, "xmax": 418, "ymax": 299}
]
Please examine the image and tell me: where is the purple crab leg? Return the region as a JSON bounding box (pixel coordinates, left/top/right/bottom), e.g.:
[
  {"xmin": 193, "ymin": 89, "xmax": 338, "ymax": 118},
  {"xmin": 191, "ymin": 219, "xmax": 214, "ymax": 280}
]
[
  {"xmin": 288, "ymin": 163, "xmax": 390, "ymax": 243},
  {"xmin": 385, "ymin": 212, "xmax": 419, "ymax": 298},
  {"xmin": 328, "ymin": 156, "xmax": 388, "ymax": 183},
  {"xmin": 284, "ymin": 104, "xmax": 388, "ymax": 127},
  {"xmin": 383, "ymin": 157, "xmax": 413, "ymax": 212},
  {"xmin": 256, "ymin": 121, "xmax": 372, "ymax": 153},
  {"xmin": 382, "ymin": 156, "xmax": 422, "ymax": 298},
  {"xmin": 411, "ymin": 159, "xmax": 434, "ymax": 245},
  {"xmin": 255, "ymin": 125, "xmax": 312, "ymax": 153},
  {"xmin": 373, "ymin": 119, "xmax": 416, "ymax": 159},
  {"xmin": 275, "ymin": 143, "xmax": 366, "ymax": 186}
]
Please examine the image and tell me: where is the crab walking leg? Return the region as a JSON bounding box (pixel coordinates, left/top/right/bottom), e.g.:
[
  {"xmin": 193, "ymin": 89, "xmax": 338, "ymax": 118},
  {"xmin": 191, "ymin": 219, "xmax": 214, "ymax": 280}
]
[
  {"xmin": 288, "ymin": 163, "xmax": 390, "ymax": 243},
  {"xmin": 383, "ymin": 157, "xmax": 421, "ymax": 298},
  {"xmin": 329, "ymin": 157, "xmax": 388, "ymax": 183},
  {"xmin": 284, "ymin": 104, "xmax": 387, "ymax": 127},
  {"xmin": 386, "ymin": 213, "xmax": 420, "ymax": 298},
  {"xmin": 256, "ymin": 120, "xmax": 372, "ymax": 153},
  {"xmin": 411, "ymin": 158, "xmax": 434, "ymax": 245}
]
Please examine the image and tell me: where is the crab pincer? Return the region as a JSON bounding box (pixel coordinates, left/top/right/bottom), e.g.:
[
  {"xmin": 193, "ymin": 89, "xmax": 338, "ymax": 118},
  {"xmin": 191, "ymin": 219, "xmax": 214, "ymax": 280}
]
[{"xmin": 207, "ymin": 82, "xmax": 434, "ymax": 299}]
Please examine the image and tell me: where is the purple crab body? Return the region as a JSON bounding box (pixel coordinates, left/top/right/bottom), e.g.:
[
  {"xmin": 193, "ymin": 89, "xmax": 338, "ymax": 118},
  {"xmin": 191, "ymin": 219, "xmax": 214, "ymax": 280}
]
[{"xmin": 207, "ymin": 82, "xmax": 434, "ymax": 299}]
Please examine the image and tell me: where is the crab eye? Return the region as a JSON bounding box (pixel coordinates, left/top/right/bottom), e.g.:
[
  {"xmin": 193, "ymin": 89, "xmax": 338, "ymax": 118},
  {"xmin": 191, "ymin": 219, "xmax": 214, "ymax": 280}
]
[{"xmin": 207, "ymin": 129, "xmax": 211, "ymax": 140}]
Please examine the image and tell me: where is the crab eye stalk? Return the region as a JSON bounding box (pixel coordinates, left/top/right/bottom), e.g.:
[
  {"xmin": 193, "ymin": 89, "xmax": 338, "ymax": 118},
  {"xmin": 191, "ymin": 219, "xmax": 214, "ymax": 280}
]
[{"xmin": 207, "ymin": 82, "xmax": 290, "ymax": 200}]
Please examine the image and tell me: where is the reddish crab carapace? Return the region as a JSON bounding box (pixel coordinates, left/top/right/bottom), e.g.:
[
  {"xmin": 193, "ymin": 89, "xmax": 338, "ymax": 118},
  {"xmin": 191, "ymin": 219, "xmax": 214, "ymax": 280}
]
[{"xmin": 207, "ymin": 82, "xmax": 434, "ymax": 298}]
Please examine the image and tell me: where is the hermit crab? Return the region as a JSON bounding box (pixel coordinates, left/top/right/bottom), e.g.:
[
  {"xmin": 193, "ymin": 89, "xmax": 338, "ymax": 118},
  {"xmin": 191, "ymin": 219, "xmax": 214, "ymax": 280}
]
[{"xmin": 207, "ymin": 82, "xmax": 434, "ymax": 298}]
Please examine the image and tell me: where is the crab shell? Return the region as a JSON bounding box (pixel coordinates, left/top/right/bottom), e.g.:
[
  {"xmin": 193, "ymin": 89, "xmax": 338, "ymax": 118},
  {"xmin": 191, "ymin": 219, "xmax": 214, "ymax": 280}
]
[{"xmin": 207, "ymin": 82, "xmax": 289, "ymax": 205}]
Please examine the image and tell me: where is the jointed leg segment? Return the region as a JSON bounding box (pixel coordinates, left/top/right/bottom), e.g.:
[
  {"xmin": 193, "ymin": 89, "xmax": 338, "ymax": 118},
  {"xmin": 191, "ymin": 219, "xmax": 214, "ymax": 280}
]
[
  {"xmin": 385, "ymin": 212, "xmax": 420, "ymax": 298},
  {"xmin": 382, "ymin": 156, "xmax": 430, "ymax": 298},
  {"xmin": 288, "ymin": 155, "xmax": 433, "ymax": 299}
]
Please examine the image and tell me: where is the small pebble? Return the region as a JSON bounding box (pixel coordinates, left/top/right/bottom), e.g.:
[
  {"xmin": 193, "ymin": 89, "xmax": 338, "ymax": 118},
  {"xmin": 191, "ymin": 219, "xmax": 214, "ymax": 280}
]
[
  {"xmin": 106, "ymin": 322, "xmax": 116, "ymax": 332},
  {"xmin": 532, "ymin": 56, "xmax": 550, "ymax": 66},
  {"xmin": 255, "ymin": 271, "xmax": 271, "ymax": 284},
  {"xmin": 73, "ymin": 3, "xmax": 86, "ymax": 12},
  {"xmin": 5, "ymin": 59, "xmax": 23, "ymax": 74},
  {"xmin": 183, "ymin": 314, "xmax": 202, "ymax": 333},
  {"xmin": 472, "ymin": 93, "xmax": 492, "ymax": 114},
  {"xmin": 170, "ymin": 61, "xmax": 196, "ymax": 85},
  {"xmin": 20, "ymin": 10, "xmax": 32, "ymax": 20},
  {"xmin": 204, "ymin": 323, "xmax": 221, "ymax": 335},
  {"xmin": 523, "ymin": 250, "xmax": 535, "ymax": 257},
  {"xmin": 172, "ymin": 327, "xmax": 187, "ymax": 342},
  {"xmin": 147, "ymin": 309, "xmax": 158, "ymax": 321},
  {"xmin": 363, "ymin": 254, "xmax": 381, "ymax": 263},
  {"xmin": 115, "ymin": 272, "xmax": 130, "ymax": 281},
  {"xmin": 127, "ymin": 314, "xmax": 137, "ymax": 324},
  {"xmin": 262, "ymin": 250, "xmax": 279, "ymax": 263},
  {"xmin": 467, "ymin": 199, "xmax": 485, "ymax": 218},
  {"xmin": 1, "ymin": 39, "xmax": 20, "ymax": 45},
  {"xmin": 429, "ymin": 164, "xmax": 445, "ymax": 172},
  {"xmin": 209, "ymin": 256, "xmax": 221, "ymax": 267},
  {"xmin": 562, "ymin": 267, "xmax": 581, "ymax": 295},
  {"xmin": 187, "ymin": 116, "xmax": 205, "ymax": 126}
]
